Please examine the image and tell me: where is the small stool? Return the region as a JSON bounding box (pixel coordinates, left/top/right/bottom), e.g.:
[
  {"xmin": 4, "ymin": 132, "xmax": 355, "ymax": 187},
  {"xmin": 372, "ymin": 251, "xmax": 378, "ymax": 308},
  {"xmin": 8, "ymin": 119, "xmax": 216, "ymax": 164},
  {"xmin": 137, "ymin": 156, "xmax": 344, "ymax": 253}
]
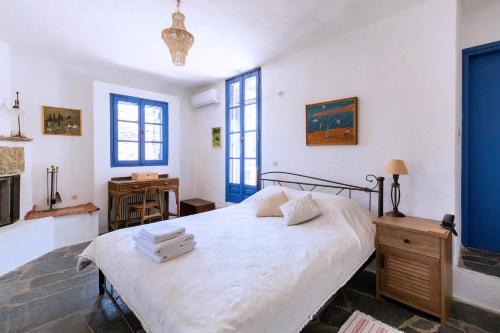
[{"xmin": 180, "ymin": 198, "xmax": 215, "ymax": 217}]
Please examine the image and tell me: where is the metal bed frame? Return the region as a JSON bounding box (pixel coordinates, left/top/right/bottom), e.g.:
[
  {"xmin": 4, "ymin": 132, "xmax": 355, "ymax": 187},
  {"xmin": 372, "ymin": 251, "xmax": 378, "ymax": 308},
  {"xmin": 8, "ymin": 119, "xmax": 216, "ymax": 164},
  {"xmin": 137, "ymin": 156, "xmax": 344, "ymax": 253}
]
[
  {"xmin": 257, "ymin": 170, "xmax": 385, "ymax": 218},
  {"xmin": 98, "ymin": 171, "xmax": 385, "ymax": 332}
]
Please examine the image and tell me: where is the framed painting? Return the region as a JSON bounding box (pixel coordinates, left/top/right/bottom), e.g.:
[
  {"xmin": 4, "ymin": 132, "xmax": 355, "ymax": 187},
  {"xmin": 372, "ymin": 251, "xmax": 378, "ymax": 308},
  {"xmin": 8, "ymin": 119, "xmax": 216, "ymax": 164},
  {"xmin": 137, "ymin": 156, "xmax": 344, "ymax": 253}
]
[
  {"xmin": 306, "ymin": 97, "xmax": 357, "ymax": 145},
  {"xmin": 42, "ymin": 106, "xmax": 82, "ymax": 136},
  {"xmin": 212, "ymin": 127, "xmax": 222, "ymax": 148}
]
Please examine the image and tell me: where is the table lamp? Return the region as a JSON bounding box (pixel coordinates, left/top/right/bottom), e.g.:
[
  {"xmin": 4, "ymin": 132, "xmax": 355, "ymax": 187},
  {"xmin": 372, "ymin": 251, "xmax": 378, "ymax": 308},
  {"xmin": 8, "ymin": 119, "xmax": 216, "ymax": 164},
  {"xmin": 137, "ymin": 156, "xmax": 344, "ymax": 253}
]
[{"xmin": 384, "ymin": 159, "xmax": 409, "ymax": 217}]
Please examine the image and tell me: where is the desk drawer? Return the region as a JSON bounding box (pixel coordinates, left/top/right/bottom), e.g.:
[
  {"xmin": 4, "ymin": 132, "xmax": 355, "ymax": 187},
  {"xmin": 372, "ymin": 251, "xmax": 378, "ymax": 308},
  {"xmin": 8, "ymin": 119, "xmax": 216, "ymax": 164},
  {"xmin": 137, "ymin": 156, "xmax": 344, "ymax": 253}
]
[
  {"xmin": 378, "ymin": 226, "xmax": 440, "ymax": 258},
  {"xmin": 119, "ymin": 182, "xmax": 150, "ymax": 192},
  {"xmin": 157, "ymin": 179, "xmax": 179, "ymax": 187}
]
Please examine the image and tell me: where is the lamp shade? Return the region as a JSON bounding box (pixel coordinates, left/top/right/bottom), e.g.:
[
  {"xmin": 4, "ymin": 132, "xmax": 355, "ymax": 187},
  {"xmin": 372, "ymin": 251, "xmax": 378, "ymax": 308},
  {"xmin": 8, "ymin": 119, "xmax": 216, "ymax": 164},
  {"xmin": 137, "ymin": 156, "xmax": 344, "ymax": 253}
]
[{"xmin": 384, "ymin": 159, "xmax": 409, "ymax": 175}]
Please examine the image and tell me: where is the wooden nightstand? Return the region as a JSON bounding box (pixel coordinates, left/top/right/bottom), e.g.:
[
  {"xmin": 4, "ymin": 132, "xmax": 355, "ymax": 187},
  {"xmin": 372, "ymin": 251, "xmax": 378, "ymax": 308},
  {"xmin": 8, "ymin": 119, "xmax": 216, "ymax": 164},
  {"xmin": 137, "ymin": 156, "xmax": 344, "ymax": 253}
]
[
  {"xmin": 373, "ymin": 216, "xmax": 452, "ymax": 323},
  {"xmin": 180, "ymin": 198, "xmax": 215, "ymax": 217}
]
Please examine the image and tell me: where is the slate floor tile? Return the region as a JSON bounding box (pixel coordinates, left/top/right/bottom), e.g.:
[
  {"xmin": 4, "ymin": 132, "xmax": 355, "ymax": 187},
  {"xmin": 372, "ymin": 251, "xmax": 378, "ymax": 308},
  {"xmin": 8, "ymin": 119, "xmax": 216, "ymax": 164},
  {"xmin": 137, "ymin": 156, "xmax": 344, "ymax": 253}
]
[
  {"xmin": 20, "ymin": 256, "xmax": 78, "ymax": 281},
  {"xmin": 9, "ymin": 270, "xmax": 96, "ymax": 306},
  {"xmin": 461, "ymin": 261, "xmax": 497, "ymax": 277},
  {"xmin": 344, "ymin": 270, "xmax": 376, "ymax": 297},
  {"xmin": 27, "ymin": 312, "xmax": 91, "ymax": 333},
  {"xmin": 2, "ymin": 243, "xmax": 500, "ymax": 333},
  {"xmin": 343, "ymin": 289, "xmax": 415, "ymax": 328},
  {"xmin": 302, "ymin": 320, "xmax": 339, "ymax": 333},
  {"xmin": 7, "ymin": 280, "xmax": 98, "ymax": 333},
  {"xmin": 450, "ymin": 302, "xmax": 500, "ymax": 333},
  {"xmin": 319, "ymin": 304, "xmax": 352, "ymax": 327}
]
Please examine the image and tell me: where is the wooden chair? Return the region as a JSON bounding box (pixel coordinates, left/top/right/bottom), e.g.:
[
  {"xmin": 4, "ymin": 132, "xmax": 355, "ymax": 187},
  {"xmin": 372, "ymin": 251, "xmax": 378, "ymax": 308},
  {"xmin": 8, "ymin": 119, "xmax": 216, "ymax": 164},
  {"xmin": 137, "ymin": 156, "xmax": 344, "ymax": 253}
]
[
  {"xmin": 159, "ymin": 185, "xmax": 180, "ymax": 218},
  {"xmin": 125, "ymin": 186, "xmax": 163, "ymax": 227}
]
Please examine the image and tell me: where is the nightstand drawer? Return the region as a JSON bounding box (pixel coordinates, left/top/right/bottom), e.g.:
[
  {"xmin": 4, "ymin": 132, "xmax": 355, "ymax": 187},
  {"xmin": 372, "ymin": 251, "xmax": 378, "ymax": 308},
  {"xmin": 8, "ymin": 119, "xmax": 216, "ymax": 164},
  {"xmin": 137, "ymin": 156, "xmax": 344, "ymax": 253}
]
[{"xmin": 379, "ymin": 226, "xmax": 440, "ymax": 258}]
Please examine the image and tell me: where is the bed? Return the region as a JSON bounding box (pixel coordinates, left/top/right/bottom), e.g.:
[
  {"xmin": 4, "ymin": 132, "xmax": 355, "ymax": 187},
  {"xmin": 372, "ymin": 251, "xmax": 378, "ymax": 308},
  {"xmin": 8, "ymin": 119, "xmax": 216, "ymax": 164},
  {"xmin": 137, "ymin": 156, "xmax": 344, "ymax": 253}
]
[{"xmin": 78, "ymin": 172, "xmax": 384, "ymax": 333}]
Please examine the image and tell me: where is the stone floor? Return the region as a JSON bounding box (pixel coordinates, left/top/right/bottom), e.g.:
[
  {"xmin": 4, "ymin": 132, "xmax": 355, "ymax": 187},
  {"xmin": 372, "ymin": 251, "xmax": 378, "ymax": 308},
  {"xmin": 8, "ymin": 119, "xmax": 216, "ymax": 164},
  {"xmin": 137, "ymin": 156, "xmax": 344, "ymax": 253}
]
[
  {"xmin": 460, "ymin": 247, "xmax": 500, "ymax": 279},
  {"xmin": 1, "ymin": 243, "xmax": 500, "ymax": 333}
]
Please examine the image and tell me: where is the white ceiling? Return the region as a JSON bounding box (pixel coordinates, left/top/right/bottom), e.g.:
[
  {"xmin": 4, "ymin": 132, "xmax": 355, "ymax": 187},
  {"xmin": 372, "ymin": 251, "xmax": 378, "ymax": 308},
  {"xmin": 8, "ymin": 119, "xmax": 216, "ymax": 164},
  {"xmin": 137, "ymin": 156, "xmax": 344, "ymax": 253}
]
[{"xmin": 0, "ymin": 0, "xmax": 429, "ymax": 89}]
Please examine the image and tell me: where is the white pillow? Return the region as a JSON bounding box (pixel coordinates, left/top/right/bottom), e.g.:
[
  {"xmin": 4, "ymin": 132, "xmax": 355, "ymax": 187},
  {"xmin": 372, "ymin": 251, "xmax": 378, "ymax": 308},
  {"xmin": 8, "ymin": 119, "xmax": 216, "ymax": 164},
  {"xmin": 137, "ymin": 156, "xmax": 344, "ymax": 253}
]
[
  {"xmin": 255, "ymin": 191, "xmax": 289, "ymax": 217},
  {"xmin": 279, "ymin": 193, "xmax": 321, "ymax": 225}
]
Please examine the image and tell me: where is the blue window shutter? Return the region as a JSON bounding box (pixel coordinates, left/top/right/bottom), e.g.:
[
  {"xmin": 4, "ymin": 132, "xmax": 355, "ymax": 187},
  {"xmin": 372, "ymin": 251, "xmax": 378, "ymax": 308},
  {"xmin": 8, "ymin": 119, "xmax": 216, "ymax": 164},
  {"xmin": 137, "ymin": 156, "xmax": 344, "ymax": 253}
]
[{"xmin": 110, "ymin": 94, "xmax": 169, "ymax": 167}]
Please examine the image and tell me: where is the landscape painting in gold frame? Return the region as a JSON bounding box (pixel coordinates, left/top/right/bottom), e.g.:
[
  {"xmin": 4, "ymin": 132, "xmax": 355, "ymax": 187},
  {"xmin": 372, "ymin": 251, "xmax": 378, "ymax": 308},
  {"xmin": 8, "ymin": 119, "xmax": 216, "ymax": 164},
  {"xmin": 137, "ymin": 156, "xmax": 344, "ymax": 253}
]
[
  {"xmin": 306, "ymin": 97, "xmax": 357, "ymax": 145},
  {"xmin": 42, "ymin": 106, "xmax": 82, "ymax": 136}
]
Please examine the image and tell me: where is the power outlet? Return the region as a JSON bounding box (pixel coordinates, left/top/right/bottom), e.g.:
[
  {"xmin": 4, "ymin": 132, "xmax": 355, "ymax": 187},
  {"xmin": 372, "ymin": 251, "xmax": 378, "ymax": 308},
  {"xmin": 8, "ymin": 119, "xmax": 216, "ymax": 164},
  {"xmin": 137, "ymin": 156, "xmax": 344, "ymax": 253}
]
[
  {"xmin": 71, "ymin": 195, "xmax": 78, "ymax": 200},
  {"xmin": 272, "ymin": 161, "xmax": 278, "ymax": 166}
]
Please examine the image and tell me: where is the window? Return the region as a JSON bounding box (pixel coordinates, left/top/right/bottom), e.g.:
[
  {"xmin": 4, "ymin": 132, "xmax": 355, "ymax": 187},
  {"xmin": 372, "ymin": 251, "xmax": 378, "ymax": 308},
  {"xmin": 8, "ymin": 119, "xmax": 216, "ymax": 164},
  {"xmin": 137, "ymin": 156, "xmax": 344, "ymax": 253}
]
[
  {"xmin": 226, "ymin": 68, "xmax": 261, "ymax": 203},
  {"xmin": 110, "ymin": 94, "xmax": 168, "ymax": 167}
]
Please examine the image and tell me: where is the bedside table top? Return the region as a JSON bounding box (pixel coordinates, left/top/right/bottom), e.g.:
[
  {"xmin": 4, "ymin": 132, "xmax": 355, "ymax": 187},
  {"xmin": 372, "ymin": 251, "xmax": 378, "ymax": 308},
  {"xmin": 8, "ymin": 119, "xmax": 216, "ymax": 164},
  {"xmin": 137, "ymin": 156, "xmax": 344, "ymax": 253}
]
[
  {"xmin": 181, "ymin": 198, "xmax": 214, "ymax": 207},
  {"xmin": 373, "ymin": 215, "xmax": 450, "ymax": 239}
]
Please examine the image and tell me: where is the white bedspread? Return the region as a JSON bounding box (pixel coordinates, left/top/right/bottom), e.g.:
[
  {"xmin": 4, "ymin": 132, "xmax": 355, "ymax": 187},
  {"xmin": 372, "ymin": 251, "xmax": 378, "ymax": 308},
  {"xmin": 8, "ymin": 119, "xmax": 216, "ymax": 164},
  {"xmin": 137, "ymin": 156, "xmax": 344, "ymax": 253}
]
[{"xmin": 79, "ymin": 186, "xmax": 375, "ymax": 333}]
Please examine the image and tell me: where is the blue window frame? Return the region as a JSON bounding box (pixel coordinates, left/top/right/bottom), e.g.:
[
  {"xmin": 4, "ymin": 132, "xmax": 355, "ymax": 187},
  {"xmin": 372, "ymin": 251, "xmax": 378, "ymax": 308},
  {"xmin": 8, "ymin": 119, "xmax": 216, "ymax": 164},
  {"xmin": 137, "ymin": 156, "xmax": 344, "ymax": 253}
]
[
  {"xmin": 225, "ymin": 68, "xmax": 261, "ymax": 203},
  {"xmin": 110, "ymin": 94, "xmax": 168, "ymax": 167}
]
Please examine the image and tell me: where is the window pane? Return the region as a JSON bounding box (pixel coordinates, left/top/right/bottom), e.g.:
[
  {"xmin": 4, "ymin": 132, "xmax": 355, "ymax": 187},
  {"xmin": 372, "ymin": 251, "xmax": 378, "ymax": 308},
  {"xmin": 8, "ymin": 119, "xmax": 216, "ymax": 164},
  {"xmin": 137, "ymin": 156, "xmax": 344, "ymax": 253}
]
[
  {"xmin": 145, "ymin": 105, "xmax": 162, "ymax": 124},
  {"xmin": 145, "ymin": 124, "xmax": 162, "ymax": 142},
  {"xmin": 117, "ymin": 101, "xmax": 139, "ymax": 122},
  {"xmin": 230, "ymin": 133, "xmax": 240, "ymax": 158},
  {"xmin": 230, "ymin": 82, "xmax": 240, "ymax": 107},
  {"xmin": 230, "ymin": 107, "xmax": 240, "ymax": 132},
  {"xmin": 244, "ymin": 76, "xmax": 257, "ymax": 104},
  {"xmin": 244, "ymin": 104, "xmax": 257, "ymax": 131},
  {"xmin": 230, "ymin": 159, "xmax": 240, "ymax": 184},
  {"xmin": 244, "ymin": 159, "xmax": 257, "ymax": 186},
  {"xmin": 244, "ymin": 132, "xmax": 256, "ymax": 158},
  {"xmin": 118, "ymin": 142, "xmax": 138, "ymax": 161},
  {"xmin": 118, "ymin": 121, "xmax": 139, "ymax": 141},
  {"xmin": 145, "ymin": 143, "xmax": 163, "ymax": 161}
]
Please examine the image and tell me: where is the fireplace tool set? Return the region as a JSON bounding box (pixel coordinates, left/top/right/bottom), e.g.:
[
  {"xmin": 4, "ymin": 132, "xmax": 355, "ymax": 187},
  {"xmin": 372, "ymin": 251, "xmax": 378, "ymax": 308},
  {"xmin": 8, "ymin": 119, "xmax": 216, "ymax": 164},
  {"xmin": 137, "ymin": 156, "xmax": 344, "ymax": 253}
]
[{"xmin": 46, "ymin": 165, "xmax": 62, "ymax": 210}]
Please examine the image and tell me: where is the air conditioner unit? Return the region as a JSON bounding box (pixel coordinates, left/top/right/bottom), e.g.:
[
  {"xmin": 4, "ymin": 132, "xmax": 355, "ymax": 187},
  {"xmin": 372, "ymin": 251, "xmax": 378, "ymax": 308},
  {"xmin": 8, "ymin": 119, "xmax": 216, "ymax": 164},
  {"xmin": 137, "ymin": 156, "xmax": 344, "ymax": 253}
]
[{"xmin": 191, "ymin": 88, "xmax": 220, "ymax": 109}]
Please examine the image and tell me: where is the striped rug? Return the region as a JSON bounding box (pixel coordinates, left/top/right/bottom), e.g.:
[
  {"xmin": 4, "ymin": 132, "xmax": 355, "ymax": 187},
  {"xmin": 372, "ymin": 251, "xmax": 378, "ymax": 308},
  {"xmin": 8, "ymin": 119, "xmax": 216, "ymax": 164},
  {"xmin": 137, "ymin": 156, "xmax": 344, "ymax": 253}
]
[{"xmin": 339, "ymin": 310, "xmax": 403, "ymax": 333}]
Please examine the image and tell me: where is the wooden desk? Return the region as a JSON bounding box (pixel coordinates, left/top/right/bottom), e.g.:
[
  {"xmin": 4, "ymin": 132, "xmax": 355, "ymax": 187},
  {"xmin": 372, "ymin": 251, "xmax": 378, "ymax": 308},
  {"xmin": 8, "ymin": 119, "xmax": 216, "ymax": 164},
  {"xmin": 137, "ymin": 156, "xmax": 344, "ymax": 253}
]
[{"xmin": 108, "ymin": 177, "xmax": 179, "ymax": 231}]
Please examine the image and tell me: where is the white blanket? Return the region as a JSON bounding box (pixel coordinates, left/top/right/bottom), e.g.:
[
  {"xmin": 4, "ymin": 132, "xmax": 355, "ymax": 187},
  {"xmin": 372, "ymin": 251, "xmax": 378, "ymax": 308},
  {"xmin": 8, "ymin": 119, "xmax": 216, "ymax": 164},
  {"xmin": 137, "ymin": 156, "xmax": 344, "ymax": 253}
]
[{"xmin": 79, "ymin": 186, "xmax": 375, "ymax": 333}]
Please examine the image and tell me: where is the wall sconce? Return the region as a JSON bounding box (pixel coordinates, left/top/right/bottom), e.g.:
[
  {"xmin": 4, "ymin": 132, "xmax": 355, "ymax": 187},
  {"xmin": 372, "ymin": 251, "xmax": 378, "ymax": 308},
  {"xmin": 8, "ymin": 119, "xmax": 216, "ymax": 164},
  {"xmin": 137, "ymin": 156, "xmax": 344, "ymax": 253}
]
[{"xmin": 11, "ymin": 92, "xmax": 27, "ymax": 139}]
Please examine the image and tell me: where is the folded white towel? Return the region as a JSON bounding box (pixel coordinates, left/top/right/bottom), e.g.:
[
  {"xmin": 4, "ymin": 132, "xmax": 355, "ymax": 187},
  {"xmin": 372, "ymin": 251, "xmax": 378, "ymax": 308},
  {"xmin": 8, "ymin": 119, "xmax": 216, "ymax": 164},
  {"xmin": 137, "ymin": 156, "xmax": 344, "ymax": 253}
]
[
  {"xmin": 135, "ymin": 241, "xmax": 196, "ymax": 263},
  {"xmin": 133, "ymin": 233, "xmax": 195, "ymax": 256},
  {"xmin": 136, "ymin": 238, "xmax": 195, "ymax": 258},
  {"xmin": 139, "ymin": 224, "xmax": 185, "ymax": 243}
]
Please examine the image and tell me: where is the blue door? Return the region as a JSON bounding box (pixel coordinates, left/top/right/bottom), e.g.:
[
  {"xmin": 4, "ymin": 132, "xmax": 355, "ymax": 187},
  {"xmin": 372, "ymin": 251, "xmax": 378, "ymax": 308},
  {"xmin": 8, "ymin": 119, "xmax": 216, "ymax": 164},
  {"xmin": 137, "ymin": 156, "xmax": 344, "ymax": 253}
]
[
  {"xmin": 463, "ymin": 41, "xmax": 500, "ymax": 252},
  {"xmin": 226, "ymin": 69, "xmax": 262, "ymax": 203}
]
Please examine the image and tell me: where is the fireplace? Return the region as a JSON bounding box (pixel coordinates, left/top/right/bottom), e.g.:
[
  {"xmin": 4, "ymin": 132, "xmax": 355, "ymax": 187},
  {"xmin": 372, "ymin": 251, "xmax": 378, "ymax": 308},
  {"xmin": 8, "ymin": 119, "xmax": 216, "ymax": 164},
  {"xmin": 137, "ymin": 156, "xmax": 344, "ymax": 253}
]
[{"xmin": 0, "ymin": 174, "xmax": 20, "ymax": 227}]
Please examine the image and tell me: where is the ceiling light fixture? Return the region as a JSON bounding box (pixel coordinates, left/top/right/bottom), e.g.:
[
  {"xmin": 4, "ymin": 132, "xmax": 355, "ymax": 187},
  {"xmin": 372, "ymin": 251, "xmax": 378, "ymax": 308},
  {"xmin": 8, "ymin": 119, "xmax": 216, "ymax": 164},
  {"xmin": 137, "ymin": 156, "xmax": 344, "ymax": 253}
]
[{"xmin": 161, "ymin": 0, "xmax": 194, "ymax": 66}]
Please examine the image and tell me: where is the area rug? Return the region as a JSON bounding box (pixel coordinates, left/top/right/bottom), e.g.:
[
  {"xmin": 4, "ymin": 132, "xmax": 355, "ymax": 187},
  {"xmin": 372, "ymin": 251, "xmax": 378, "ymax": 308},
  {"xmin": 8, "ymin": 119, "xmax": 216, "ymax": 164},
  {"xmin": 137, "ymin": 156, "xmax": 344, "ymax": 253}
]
[{"xmin": 339, "ymin": 310, "xmax": 403, "ymax": 333}]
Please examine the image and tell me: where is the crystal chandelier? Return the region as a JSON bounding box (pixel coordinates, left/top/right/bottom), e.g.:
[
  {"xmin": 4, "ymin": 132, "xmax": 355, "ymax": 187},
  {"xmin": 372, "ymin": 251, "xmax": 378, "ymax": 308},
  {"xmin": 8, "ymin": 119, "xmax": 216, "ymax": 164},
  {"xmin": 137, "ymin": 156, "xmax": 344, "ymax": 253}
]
[{"xmin": 161, "ymin": 0, "xmax": 194, "ymax": 66}]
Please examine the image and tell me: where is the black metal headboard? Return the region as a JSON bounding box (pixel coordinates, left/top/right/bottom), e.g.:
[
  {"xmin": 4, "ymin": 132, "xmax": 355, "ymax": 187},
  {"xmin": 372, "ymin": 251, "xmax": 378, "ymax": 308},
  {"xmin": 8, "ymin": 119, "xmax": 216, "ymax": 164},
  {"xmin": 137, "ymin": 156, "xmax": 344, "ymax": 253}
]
[{"xmin": 257, "ymin": 170, "xmax": 385, "ymax": 217}]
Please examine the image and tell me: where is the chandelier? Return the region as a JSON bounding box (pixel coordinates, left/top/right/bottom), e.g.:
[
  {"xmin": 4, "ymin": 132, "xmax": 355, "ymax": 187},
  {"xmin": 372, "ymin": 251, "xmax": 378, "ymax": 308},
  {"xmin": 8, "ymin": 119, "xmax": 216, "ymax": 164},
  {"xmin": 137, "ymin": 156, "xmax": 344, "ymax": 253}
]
[{"xmin": 161, "ymin": 0, "xmax": 194, "ymax": 66}]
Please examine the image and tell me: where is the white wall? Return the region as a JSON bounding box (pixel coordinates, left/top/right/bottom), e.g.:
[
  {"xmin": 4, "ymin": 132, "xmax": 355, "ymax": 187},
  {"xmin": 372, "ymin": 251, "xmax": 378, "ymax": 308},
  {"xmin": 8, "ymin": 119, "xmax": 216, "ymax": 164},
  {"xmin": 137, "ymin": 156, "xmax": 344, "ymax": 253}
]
[
  {"xmin": 93, "ymin": 81, "xmax": 187, "ymax": 231},
  {"xmin": 0, "ymin": 41, "xmax": 10, "ymax": 136},
  {"xmin": 193, "ymin": 81, "xmax": 226, "ymax": 206},
  {"xmin": 461, "ymin": 0, "xmax": 500, "ymax": 49},
  {"xmin": 195, "ymin": 0, "xmax": 458, "ymax": 219},
  {"xmin": 191, "ymin": 0, "xmax": 500, "ymax": 312},
  {"xmin": 0, "ymin": 41, "xmax": 9, "ymax": 103},
  {"xmin": 9, "ymin": 49, "xmax": 195, "ymax": 221},
  {"xmin": 0, "ymin": 212, "xmax": 98, "ymax": 276},
  {"xmin": 10, "ymin": 50, "xmax": 94, "ymax": 210}
]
